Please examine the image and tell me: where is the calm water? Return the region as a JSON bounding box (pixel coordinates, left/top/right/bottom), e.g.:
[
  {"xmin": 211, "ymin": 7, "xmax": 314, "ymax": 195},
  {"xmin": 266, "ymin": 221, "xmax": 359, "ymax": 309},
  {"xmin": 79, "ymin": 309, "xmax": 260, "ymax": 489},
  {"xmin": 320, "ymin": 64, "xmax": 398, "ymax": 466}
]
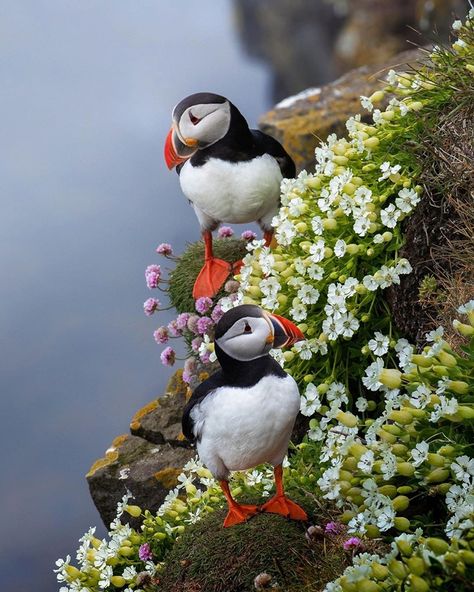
[{"xmin": 0, "ymin": 2, "xmax": 269, "ymax": 590}]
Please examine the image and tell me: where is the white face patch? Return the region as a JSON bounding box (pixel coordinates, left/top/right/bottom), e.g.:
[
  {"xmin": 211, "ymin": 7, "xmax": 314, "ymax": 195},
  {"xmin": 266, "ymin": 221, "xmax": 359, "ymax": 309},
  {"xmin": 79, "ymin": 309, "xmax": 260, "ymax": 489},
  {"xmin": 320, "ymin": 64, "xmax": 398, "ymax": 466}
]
[
  {"xmin": 216, "ymin": 316, "xmax": 274, "ymax": 362},
  {"xmin": 177, "ymin": 101, "xmax": 231, "ymax": 148}
]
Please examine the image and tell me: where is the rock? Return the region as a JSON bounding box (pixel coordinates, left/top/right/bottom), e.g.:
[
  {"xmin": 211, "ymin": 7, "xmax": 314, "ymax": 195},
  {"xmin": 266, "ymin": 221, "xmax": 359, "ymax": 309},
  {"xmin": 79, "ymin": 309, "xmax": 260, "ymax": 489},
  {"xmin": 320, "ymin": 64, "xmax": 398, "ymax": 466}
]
[
  {"xmin": 130, "ymin": 369, "xmax": 190, "ymax": 445},
  {"xmin": 87, "ymin": 434, "xmax": 195, "ymax": 528},
  {"xmin": 87, "ymin": 370, "xmax": 195, "ymax": 528},
  {"xmin": 259, "ymin": 47, "xmax": 425, "ymax": 173}
]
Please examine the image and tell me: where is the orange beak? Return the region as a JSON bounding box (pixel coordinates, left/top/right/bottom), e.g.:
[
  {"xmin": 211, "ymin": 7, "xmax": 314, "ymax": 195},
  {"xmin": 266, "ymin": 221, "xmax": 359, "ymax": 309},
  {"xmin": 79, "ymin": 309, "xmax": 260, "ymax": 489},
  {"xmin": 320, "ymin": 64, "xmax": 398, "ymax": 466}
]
[
  {"xmin": 266, "ymin": 312, "xmax": 305, "ymax": 348},
  {"xmin": 164, "ymin": 127, "xmax": 198, "ymax": 170}
]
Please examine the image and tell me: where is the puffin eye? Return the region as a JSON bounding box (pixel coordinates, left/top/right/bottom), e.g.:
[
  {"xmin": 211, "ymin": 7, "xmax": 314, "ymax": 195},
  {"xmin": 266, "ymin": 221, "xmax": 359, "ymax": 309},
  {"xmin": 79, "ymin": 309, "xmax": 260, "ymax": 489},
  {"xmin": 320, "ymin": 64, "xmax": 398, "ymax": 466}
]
[
  {"xmin": 243, "ymin": 321, "xmax": 252, "ymax": 334},
  {"xmin": 189, "ymin": 112, "xmax": 200, "ymax": 125}
]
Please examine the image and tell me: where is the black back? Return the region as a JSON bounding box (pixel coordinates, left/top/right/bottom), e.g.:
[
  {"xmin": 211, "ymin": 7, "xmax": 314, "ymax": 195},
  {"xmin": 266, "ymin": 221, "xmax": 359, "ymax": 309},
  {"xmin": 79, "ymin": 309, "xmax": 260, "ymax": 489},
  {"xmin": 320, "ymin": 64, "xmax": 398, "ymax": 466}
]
[{"xmin": 182, "ymin": 352, "xmax": 287, "ymax": 443}]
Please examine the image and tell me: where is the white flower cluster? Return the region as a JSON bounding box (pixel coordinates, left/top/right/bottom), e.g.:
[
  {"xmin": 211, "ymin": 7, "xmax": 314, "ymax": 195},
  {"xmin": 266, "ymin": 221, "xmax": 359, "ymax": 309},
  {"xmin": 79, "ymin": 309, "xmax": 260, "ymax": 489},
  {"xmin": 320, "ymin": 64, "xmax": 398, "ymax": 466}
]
[{"xmin": 446, "ymin": 456, "xmax": 474, "ymax": 539}]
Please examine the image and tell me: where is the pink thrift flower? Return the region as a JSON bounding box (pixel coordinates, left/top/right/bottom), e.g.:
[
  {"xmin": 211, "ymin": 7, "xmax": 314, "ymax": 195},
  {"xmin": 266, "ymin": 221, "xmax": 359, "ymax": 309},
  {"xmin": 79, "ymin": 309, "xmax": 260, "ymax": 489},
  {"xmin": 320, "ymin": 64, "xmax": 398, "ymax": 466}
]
[
  {"xmin": 195, "ymin": 296, "xmax": 213, "ymax": 314},
  {"xmin": 156, "ymin": 243, "xmax": 173, "ymax": 256},
  {"xmin": 145, "ymin": 264, "xmax": 161, "ymax": 289},
  {"xmin": 197, "ymin": 316, "xmax": 214, "ymax": 335},
  {"xmin": 160, "ymin": 346, "xmax": 176, "ymax": 367},
  {"xmin": 153, "ymin": 326, "xmax": 169, "ymax": 344},
  {"xmin": 343, "ymin": 537, "xmax": 362, "ymax": 551},
  {"xmin": 139, "ymin": 543, "xmax": 153, "ymax": 562},
  {"xmin": 183, "ymin": 358, "xmax": 197, "ymax": 384},
  {"xmin": 218, "ymin": 226, "xmax": 234, "ymax": 238},
  {"xmin": 176, "ymin": 312, "xmax": 191, "ymax": 331},
  {"xmin": 199, "ymin": 350, "xmax": 211, "ymax": 364},
  {"xmin": 143, "ymin": 298, "xmax": 160, "ymax": 316},
  {"xmin": 211, "ymin": 303, "xmax": 224, "ymax": 323},
  {"xmin": 187, "ymin": 314, "xmax": 200, "ymax": 335},
  {"xmin": 241, "ymin": 229, "xmax": 257, "ymax": 241},
  {"xmin": 167, "ymin": 319, "xmax": 181, "ymax": 337},
  {"xmin": 224, "ymin": 280, "xmax": 240, "ymax": 294},
  {"xmin": 325, "ymin": 521, "xmax": 344, "ymax": 535},
  {"xmin": 191, "ymin": 337, "xmax": 203, "ymax": 352}
]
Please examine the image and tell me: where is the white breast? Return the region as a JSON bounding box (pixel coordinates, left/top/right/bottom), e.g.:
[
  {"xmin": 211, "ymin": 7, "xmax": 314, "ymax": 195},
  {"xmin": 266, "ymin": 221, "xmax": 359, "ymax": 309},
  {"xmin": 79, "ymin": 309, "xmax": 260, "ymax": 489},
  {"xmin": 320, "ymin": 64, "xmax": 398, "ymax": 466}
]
[
  {"xmin": 191, "ymin": 374, "xmax": 300, "ymax": 480},
  {"xmin": 179, "ymin": 154, "xmax": 282, "ymax": 225}
]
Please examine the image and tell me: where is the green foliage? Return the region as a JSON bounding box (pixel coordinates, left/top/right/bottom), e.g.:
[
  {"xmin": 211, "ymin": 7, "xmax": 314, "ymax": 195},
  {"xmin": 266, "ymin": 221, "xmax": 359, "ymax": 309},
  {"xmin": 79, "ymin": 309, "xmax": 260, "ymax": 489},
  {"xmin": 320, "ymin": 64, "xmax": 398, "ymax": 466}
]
[{"xmin": 168, "ymin": 238, "xmax": 247, "ymax": 313}]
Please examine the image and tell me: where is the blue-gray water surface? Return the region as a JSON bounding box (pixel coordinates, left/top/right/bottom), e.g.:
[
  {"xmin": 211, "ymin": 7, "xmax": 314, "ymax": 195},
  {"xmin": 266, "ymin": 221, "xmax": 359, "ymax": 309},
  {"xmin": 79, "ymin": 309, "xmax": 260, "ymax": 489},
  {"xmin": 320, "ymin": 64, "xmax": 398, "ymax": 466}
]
[{"xmin": 0, "ymin": 2, "xmax": 269, "ymax": 590}]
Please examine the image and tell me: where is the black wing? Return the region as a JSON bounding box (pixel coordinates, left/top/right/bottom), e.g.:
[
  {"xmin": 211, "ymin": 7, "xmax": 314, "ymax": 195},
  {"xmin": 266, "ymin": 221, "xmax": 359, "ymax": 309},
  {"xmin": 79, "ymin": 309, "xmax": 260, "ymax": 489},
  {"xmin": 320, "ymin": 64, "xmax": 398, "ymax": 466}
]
[
  {"xmin": 251, "ymin": 129, "xmax": 296, "ymax": 179},
  {"xmin": 182, "ymin": 370, "xmax": 227, "ymax": 443}
]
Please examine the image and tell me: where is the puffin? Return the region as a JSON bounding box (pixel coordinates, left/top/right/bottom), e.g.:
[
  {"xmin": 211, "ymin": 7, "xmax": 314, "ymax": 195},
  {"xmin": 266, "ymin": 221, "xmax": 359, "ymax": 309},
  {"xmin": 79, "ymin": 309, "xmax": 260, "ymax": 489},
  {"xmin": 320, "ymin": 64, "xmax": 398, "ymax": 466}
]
[
  {"xmin": 182, "ymin": 304, "xmax": 308, "ymax": 527},
  {"xmin": 164, "ymin": 92, "xmax": 296, "ymax": 299}
]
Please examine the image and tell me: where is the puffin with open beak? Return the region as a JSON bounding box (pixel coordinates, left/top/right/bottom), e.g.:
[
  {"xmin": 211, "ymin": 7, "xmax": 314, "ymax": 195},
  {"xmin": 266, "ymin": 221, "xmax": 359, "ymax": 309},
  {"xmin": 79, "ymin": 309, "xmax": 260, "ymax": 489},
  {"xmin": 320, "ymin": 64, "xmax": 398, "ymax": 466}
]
[
  {"xmin": 164, "ymin": 92, "xmax": 296, "ymax": 299},
  {"xmin": 182, "ymin": 304, "xmax": 308, "ymax": 527}
]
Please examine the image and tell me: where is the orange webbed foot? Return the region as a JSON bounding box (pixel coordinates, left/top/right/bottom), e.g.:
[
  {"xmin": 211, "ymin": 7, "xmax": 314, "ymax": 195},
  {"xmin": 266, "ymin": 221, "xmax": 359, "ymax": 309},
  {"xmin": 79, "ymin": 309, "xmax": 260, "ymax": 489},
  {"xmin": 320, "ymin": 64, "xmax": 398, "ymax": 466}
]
[
  {"xmin": 192, "ymin": 258, "xmax": 231, "ymax": 299},
  {"xmin": 260, "ymin": 495, "xmax": 308, "ymax": 521},
  {"xmin": 223, "ymin": 503, "xmax": 258, "ymax": 527}
]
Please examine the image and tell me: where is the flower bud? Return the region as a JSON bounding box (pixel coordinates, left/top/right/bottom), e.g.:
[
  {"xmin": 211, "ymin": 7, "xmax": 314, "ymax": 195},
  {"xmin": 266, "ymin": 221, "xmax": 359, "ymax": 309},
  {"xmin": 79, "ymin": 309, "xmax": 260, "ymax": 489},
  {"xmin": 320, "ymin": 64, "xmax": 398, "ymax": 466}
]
[
  {"xmin": 448, "ymin": 381, "xmax": 469, "ymax": 395},
  {"xmin": 426, "ymin": 537, "xmax": 449, "ymax": 554},
  {"xmin": 65, "ymin": 565, "xmax": 81, "ymax": 580},
  {"xmin": 125, "ymin": 505, "xmax": 142, "ymax": 517},
  {"xmin": 337, "ymin": 411, "xmax": 358, "ymax": 428},
  {"xmin": 438, "ymin": 445, "xmax": 456, "ymax": 457},
  {"xmin": 378, "ymin": 428, "xmax": 397, "ymax": 444},
  {"xmin": 426, "ymin": 468, "xmax": 450, "ymax": 483},
  {"xmin": 397, "ymin": 462, "xmax": 415, "ymax": 477},
  {"xmin": 411, "ymin": 355, "xmax": 432, "ymax": 368},
  {"xmin": 340, "ymin": 510, "xmax": 355, "ymax": 524},
  {"xmin": 371, "ymin": 562, "xmax": 389, "ymax": 580},
  {"xmin": 119, "ymin": 546, "xmax": 134, "ymax": 557},
  {"xmin": 393, "ymin": 495, "xmax": 410, "ymax": 512},
  {"xmin": 365, "ymin": 524, "xmax": 381, "ymax": 538},
  {"xmin": 379, "ymin": 369, "xmax": 402, "ymax": 389},
  {"xmin": 436, "ymin": 350, "xmax": 457, "ymax": 367},
  {"xmin": 408, "ymin": 575, "xmax": 429, "ymax": 592},
  {"xmin": 427, "ymin": 453, "xmax": 446, "ymax": 467},
  {"xmin": 389, "ymin": 559, "xmax": 407, "ymax": 579},
  {"xmin": 389, "ymin": 410, "xmax": 413, "ymax": 425},
  {"xmin": 369, "ymin": 90, "xmax": 385, "ymax": 103},
  {"xmin": 355, "ymin": 579, "xmax": 381, "ymax": 592},
  {"xmin": 339, "ymin": 576, "xmax": 357, "ymax": 592},
  {"xmin": 349, "ymin": 443, "xmax": 368, "ymax": 459},
  {"xmin": 111, "ymin": 576, "xmax": 126, "ymax": 588},
  {"xmin": 394, "ymin": 516, "xmax": 410, "ymax": 531},
  {"xmin": 453, "ymin": 320, "xmax": 474, "ymax": 336},
  {"xmin": 459, "ymin": 550, "xmax": 474, "ymax": 565},
  {"xmin": 364, "ymin": 136, "xmax": 380, "ymax": 150},
  {"xmin": 407, "ymin": 557, "xmax": 426, "ymax": 576},
  {"xmin": 392, "ymin": 444, "xmax": 408, "ymax": 457},
  {"xmin": 323, "ymin": 218, "xmax": 338, "ymax": 230}
]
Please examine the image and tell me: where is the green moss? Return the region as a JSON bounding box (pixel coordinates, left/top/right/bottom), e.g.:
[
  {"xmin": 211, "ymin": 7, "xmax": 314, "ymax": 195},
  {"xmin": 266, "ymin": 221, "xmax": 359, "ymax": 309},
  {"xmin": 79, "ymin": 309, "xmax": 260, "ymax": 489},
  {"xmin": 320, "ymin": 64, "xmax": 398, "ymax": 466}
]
[
  {"xmin": 168, "ymin": 238, "xmax": 248, "ymax": 313},
  {"xmin": 158, "ymin": 495, "xmax": 353, "ymax": 592}
]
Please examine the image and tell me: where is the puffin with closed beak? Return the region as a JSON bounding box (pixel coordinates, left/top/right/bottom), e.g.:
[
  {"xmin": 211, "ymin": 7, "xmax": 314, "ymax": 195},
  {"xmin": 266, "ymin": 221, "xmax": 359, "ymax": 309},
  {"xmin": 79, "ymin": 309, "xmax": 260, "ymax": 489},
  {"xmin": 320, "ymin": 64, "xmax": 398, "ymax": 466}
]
[
  {"xmin": 164, "ymin": 92, "xmax": 295, "ymax": 299},
  {"xmin": 182, "ymin": 304, "xmax": 308, "ymax": 527}
]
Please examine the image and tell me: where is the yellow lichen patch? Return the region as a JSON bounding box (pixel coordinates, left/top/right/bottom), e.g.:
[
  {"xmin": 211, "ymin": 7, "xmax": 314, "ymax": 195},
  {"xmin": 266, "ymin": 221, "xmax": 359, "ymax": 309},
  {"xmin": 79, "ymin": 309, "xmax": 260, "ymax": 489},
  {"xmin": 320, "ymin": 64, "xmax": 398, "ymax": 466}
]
[
  {"xmin": 154, "ymin": 467, "xmax": 181, "ymax": 489},
  {"xmin": 106, "ymin": 434, "xmax": 128, "ymax": 455},
  {"xmin": 130, "ymin": 400, "xmax": 159, "ymax": 429},
  {"xmin": 86, "ymin": 452, "xmax": 118, "ymax": 478},
  {"xmin": 177, "ymin": 432, "xmax": 187, "ymax": 442},
  {"xmin": 165, "ymin": 368, "xmax": 185, "ymax": 396},
  {"xmin": 185, "ymin": 387, "xmax": 192, "ymax": 402}
]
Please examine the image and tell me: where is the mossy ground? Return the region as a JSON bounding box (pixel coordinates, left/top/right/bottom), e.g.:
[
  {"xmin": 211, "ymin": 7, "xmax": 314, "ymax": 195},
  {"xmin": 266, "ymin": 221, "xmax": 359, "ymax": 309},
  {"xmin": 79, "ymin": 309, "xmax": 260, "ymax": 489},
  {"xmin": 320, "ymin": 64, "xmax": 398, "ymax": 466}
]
[
  {"xmin": 157, "ymin": 492, "xmax": 384, "ymax": 592},
  {"xmin": 168, "ymin": 238, "xmax": 248, "ymax": 313}
]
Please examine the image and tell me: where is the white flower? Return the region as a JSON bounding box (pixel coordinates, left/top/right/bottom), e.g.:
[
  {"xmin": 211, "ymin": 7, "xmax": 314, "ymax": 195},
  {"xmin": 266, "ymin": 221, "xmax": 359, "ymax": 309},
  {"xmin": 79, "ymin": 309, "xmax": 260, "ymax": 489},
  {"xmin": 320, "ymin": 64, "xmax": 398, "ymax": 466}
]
[
  {"xmin": 381, "ymin": 449, "xmax": 397, "ymax": 480},
  {"xmin": 372, "ymin": 109, "xmax": 383, "ymax": 125},
  {"xmin": 363, "ymin": 274, "xmax": 379, "ymax": 291},
  {"xmin": 356, "ymin": 397, "xmax": 368, "ymax": 412},
  {"xmin": 322, "ymin": 316, "xmax": 340, "ymax": 341},
  {"xmin": 458, "ymin": 299, "xmax": 474, "ymax": 314},
  {"xmin": 378, "ymin": 161, "xmax": 401, "ymax": 181},
  {"xmin": 353, "ymin": 215, "xmax": 371, "ymax": 236},
  {"xmin": 426, "ymin": 326, "xmax": 444, "ymax": 342},
  {"xmin": 452, "ymin": 19, "xmax": 462, "ymax": 31},
  {"xmin": 300, "ymin": 384, "xmax": 321, "ymax": 416},
  {"xmin": 290, "ymin": 302, "xmax": 307, "ymax": 322},
  {"xmin": 377, "ymin": 265, "xmax": 400, "ymax": 288},
  {"xmin": 307, "ymin": 264, "xmax": 324, "ymax": 280},
  {"xmin": 387, "ymin": 69, "xmax": 398, "ymax": 85},
  {"xmin": 373, "ymin": 233, "xmax": 384, "ymax": 244},
  {"xmin": 395, "ymin": 258, "xmax": 412, "ymax": 275},
  {"xmin": 198, "ymin": 334, "xmax": 217, "ymax": 363},
  {"xmin": 54, "ymin": 556, "xmax": 71, "ymax": 582},
  {"xmin": 430, "ymin": 395, "xmax": 459, "ymax": 422},
  {"xmin": 337, "ymin": 312, "xmax": 360, "ymax": 338},
  {"xmin": 368, "ymin": 332, "xmax": 389, "ymax": 356},
  {"xmin": 334, "ymin": 239, "xmax": 347, "ymax": 258},
  {"xmin": 294, "ymin": 339, "xmax": 313, "ymax": 360},
  {"xmin": 411, "ymin": 441, "xmax": 429, "ymax": 467},
  {"xmin": 380, "ymin": 204, "xmax": 401, "ymax": 228},
  {"xmin": 396, "ymin": 187, "xmax": 420, "ymax": 213},
  {"xmin": 298, "ymin": 284, "xmax": 320, "ymax": 305},
  {"xmin": 311, "ymin": 215, "xmax": 324, "ymax": 235},
  {"xmin": 288, "ymin": 196, "xmax": 305, "ymax": 216},
  {"xmin": 122, "ymin": 566, "xmax": 137, "ymax": 582},
  {"xmin": 451, "ymin": 456, "xmax": 474, "ymax": 484},
  {"xmin": 309, "ymin": 239, "xmax": 326, "ymax": 263},
  {"xmin": 360, "ymin": 95, "xmax": 374, "ymax": 111},
  {"xmin": 362, "ymin": 358, "xmax": 384, "ymax": 391},
  {"xmin": 358, "ymin": 450, "xmax": 375, "ymax": 473},
  {"xmin": 276, "ymin": 219, "xmax": 297, "ymax": 245},
  {"xmin": 317, "ymin": 464, "xmax": 342, "ymax": 500},
  {"xmin": 99, "ymin": 565, "xmax": 113, "ymax": 589},
  {"xmin": 326, "ymin": 382, "xmax": 349, "ymax": 405},
  {"xmin": 395, "ymin": 337, "xmax": 414, "ymax": 369},
  {"xmin": 324, "ymin": 300, "xmax": 347, "ymax": 319},
  {"xmin": 409, "ymin": 384, "xmax": 431, "ymax": 409}
]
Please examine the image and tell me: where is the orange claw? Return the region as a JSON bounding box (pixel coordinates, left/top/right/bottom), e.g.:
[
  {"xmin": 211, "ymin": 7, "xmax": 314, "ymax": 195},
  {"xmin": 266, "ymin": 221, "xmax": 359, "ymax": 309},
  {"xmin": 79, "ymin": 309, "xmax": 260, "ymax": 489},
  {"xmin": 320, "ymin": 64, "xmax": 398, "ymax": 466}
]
[
  {"xmin": 260, "ymin": 464, "xmax": 307, "ymax": 521},
  {"xmin": 220, "ymin": 480, "xmax": 258, "ymax": 527}
]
